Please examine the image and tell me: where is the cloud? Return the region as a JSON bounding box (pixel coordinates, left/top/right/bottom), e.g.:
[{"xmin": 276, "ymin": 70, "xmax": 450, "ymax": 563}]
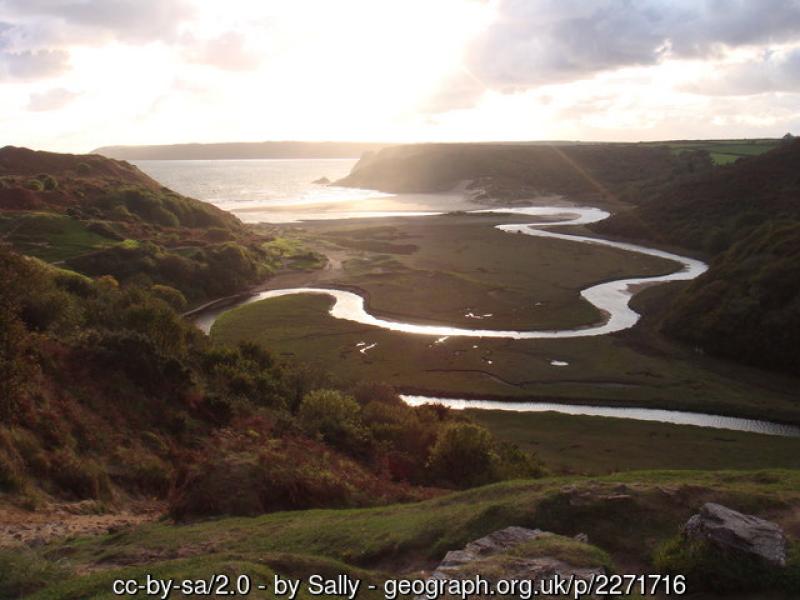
[
  {"xmin": 468, "ymin": 0, "xmax": 800, "ymax": 88},
  {"xmin": 418, "ymin": 69, "xmax": 488, "ymax": 113},
  {"xmin": 27, "ymin": 86, "xmax": 77, "ymax": 110},
  {"xmin": 685, "ymin": 47, "xmax": 800, "ymax": 95},
  {"xmin": 0, "ymin": 0, "xmax": 192, "ymax": 44},
  {"xmin": 0, "ymin": 48, "xmax": 69, "ymax": 79},
  {"xmin": 183, "ymin": 32, "xmax": 261, "ymax": 71}
]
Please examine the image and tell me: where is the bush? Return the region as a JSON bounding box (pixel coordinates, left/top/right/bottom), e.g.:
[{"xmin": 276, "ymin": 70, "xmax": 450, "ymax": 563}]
[
  {"xmin": 427, "ymin": 422, "xmax": 497, "ymax": 488},
  {"xmin": 494, "ymin": 442, "xmax": 547, "ymax": 480},
  {"xmin": 24, "ymin": 178, "xmax": 45, "ymax": 192},
  {"xmin": 298, "ymin": 390, "xmax": 369, "ymax": 455},
  {"xmin": 150, "ymin": 284, "xmax": 188, "ymax": 312},
  {"xmin": 87, "ymin": 220, "xmax": 125, "ymax": 241},
  {"xmin": 35, "ymin": 173, "xmax": 58, "ymax": 191}
]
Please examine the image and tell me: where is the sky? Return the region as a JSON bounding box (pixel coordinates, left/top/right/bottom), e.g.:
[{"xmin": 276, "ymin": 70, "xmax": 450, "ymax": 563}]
[{"xmin": 2, "ymin": 0, "xmax": 800, "ymax": 152}]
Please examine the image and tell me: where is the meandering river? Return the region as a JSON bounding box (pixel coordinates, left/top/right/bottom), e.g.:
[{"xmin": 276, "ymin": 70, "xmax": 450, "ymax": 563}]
[
  {"xmin": 195, "ymin": 204, "xmax": 800, "ymax": 438},
  {"xmin": 222, "ymin": 206, "xmax": 706, "ymax": 339}
]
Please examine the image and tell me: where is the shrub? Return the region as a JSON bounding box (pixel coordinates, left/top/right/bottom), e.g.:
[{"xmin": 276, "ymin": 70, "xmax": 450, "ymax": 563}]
[
  {"xmin": 76, "ymin": 162, "xmax": 92, "ymax": 175},
  {"xmin": 427, "ymin": 422, "xmax": 497, "ymax": 488},
  {"xmin": 35, "ymin": 173, "xmax": 58, "ymax": 191},
  {"xmin": 298, "ymin": 389, "xmax": 370, "ymax": 455},
  {"xmin": 87, "ymin": 220, "xmax": 124, "ymax": 240},
  {"xmin": 494, "ymin": 442, "xmax": 547, "ymax": 480},
  {"xmin": 150, "ymin": 284, "xmax": 188, "ymax": 312},
  {"xmin": 24, "ymin": 178, "xmax": 45, "ymax": 192}
]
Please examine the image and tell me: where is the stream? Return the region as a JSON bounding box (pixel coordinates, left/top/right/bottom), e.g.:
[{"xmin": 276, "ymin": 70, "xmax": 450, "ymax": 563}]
[{"xmin": 195, "ymin": 205, "xmax": 800, "ymax": 437}]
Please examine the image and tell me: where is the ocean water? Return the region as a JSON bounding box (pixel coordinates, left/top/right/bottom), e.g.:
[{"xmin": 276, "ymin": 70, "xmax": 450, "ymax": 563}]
[{"xmin": 133, "ymin": 158, "xmax": 479, "ymax": 223}]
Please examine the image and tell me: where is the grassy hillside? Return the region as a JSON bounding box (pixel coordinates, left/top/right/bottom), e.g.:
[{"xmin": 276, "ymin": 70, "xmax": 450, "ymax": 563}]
[
  {"xmin": 9, "ymin": 469, "xmax": 800, "ymax": 598},
  {"xmin": 337, "ymin": 142, "xmax": 710, "ymax": 205},
  {"xmin": 0, "ymin": 146, "xmax": 300, "ymax": 305},
  {"xmin": 0, "ymin": 245, "xmax": 542, "ymax": 515}
]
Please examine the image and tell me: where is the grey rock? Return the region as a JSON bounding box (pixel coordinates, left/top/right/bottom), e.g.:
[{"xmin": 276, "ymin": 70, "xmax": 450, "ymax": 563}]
[
  {"xmin": 423, "ymin": 527, "xmax": 605, "ymax": 599},
  {"xmin": 683, "ymin": 503, "xmax": 788, "ymax": 567},
  {"xmin": 312, "ymin": 176, "xmax": 331, "ymax": 184}
]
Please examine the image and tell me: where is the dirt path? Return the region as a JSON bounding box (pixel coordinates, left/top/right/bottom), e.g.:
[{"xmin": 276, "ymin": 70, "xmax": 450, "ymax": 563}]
[{"xmin": 0, "ymin": 500, "xmax": 164, "ymax": 548}]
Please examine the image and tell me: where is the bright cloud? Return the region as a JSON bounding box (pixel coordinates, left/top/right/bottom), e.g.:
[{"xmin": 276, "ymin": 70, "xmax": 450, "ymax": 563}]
[{"xmin": 1, "ymin": 0, "xmax": 800, "ymax": 152}]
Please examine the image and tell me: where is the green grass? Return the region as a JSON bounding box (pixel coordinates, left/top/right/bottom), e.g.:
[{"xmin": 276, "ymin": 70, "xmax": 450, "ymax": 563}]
[
  {"xmin": 211, "ymin": 215, "xmax": 800, "ymax": 425},
  {"xmin": 212, "ymin": 289, "xmax": 800, "ymax": 425},
  {"xmin": 468, "ymin": 409, "xmax": 800, "ymax": 475},
  {"xmin": 709, "ymin": 152, "xmax": 742, "ymax": 165},
  {"xmin": 663, "ymin": 139, "xmax": 779, "ymax": 165},
  {"xmin": 0, "ymin": 212, "xmax": 118, "ymax": 262},
  {"xmin": 263, "ymin": 236, "xmax": 327, "ymax": 270},
  {"xmin": 27, "ymin": 470, "xmax": 800, "ymax": 599},
  {"xmin": 305, "ymin": 214, "xmax": 676, "ymax": 330}
]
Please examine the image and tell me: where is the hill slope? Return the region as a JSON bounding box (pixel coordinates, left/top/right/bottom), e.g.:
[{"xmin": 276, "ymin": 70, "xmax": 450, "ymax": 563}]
[
  {"xmin": 337, "ymin": 142, "xmax": 710, "ymax": 204},
  {"xmin": 0, "ymin": 146, "xmax": 279, "ymax": 304},
  {"xmin": 598, "ymin": 140, "xmax": 800, "ymax": 375}
]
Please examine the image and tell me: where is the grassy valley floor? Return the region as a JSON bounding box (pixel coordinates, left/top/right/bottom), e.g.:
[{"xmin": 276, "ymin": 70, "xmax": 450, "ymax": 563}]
[{"xmin": 211, "ymin": 212, "xmax": 800, "ymax": 426}]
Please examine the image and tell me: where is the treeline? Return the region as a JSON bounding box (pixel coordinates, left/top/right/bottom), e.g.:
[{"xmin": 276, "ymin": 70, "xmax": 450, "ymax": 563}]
[
  {"xmin": 598, "ymin": 139, "xmax": 800, "ymax": 376},
  {"xmin": 0, "ymin": 246, "xmax": 544, "ymax": 518}
]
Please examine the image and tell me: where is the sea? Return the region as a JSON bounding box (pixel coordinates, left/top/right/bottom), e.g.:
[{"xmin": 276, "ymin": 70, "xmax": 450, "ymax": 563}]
[{"xmin": 133, "ymin": 158, "xmax": 480, "ymax": 223}]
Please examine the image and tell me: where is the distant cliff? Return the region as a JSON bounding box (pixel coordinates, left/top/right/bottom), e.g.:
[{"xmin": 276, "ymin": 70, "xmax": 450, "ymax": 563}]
[
  {"xmin": 336, "ymin": 143, "xmax": 705, "ymax": 203},
  {"xmin": 93, "ymin": 141, "xmax": 391, "ymax": 160}
]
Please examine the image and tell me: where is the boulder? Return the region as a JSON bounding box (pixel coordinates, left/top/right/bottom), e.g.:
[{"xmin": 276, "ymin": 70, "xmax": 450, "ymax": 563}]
[
  {"xmin": 424, "ymin": 526, "xmax": 608, "ymax": 599},
  {"xmin": 683, "ymin": 503, "xmax": 787, "ymax": 567},
  {"xmin": 312, "ymin": 177, "xmax": 331, "ymax": 184},
  {"xmin": 435, "ymin": 526, "xmax": 545, "ymax": 572}
]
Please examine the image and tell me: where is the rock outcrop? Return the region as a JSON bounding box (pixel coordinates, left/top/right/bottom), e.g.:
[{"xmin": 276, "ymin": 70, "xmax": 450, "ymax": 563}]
[
  {"xmin": 683, "ymin": 503, "xmax": 788, "ymax": 567},
  {"xmin": 424, "ymin": 526, "xmax": 607, "ymax": 599}
]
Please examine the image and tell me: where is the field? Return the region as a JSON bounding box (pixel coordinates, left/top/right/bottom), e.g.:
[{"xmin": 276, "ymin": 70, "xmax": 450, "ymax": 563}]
[
  {"xmin": 14, "ymin": 470, "xmax": 800, "ymax": 599},
  {"xmin": 659, "ymin": 138, "xmax": 780, "ymax": 165},
  {"xmin": 467, "ymin": 410, "xmax": 800, "ymax": 475},
  {"xmin": 211, "ymin": 212, "xmax": 800, "ymax": 425}
]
